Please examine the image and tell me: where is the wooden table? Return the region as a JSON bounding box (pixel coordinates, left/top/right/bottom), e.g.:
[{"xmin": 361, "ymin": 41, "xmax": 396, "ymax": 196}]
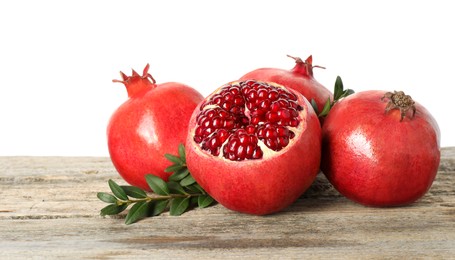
[{"xmin": 1, "ymin": 148, "xmax": 454, "ymax": 259}]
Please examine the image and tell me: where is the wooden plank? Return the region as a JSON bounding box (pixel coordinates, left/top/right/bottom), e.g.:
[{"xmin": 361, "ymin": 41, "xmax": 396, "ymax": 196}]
[{"xmin": 0, "ymin": 148, "xmax": 454, "ymax": 259}]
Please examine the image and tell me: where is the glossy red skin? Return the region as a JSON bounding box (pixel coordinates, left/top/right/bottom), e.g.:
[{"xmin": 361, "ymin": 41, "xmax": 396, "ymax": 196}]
[
  {"xmin": 321, "ymin": 90, "xmax": 441, "ymax": 207},
  {"xmin": 108, "ymin": 82, "xmax": 203, "ymax": 190},
  {"xmin": 186, "ymin": 84, "xmax": 322, "ymax": 215},
  {"xmin": 239, "ymin": 55, "xmax": 333, "ymax": 112}
]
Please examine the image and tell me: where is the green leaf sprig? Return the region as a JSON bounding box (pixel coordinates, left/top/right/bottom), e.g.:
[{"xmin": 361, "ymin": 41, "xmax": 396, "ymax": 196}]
[
  {"xmin": 311, "ymin": 76, "xmax": 355, "ymax": 117},
  {"xmin": 97, "ymin": 144, "xmax": 215, "ymax": 225}
]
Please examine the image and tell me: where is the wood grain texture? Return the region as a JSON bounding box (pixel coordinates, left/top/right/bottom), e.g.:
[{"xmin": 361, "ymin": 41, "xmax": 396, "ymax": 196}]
[{"xmin": 1, "ymin": 147, "xmax": 454, "ymax": 259}]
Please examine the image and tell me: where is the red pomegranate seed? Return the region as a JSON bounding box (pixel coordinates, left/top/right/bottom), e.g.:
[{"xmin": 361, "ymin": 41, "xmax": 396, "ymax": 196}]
[
  {"xmin": 270, "ymin": 102, "xmax": 281, "ymax": 112},
  {"xmin": 268, "ymin": 90, "xmax": 279, "ymax": 100},
  {"xmin": 265, "ymin": 138, "xmax": 278, "ymax": 150},
  {"xmin": 248, "ymin": 90, "xmax": 257, "ymax": 101},
  {"xmin": 257, "ymin": 127, "xmax": 265, "ymax": 138},
  {"xmin": 205, "ymin": 119, "xmax": 213, "ymax": 128},
  {"xmin": 250, "ymin": 116, "xmax": 260, "ymax": 125},
  {"xmin": 276, "ymin": 126, "xmax": 289, "ymax": 137},
  {"xmin": 289, "ymin": 119, "xmax": 299, "ymax": 127},
  {"xmin": 224, "ymin": 119, "xmax": 235, "ymax": 129},
  {"xmin": 207, "ymin": 110, "xmax": 216, "ymax": 118},
  {"xmin": 246, "ymin": 144, "xmax": 255, "ymax": 157},
  {"xmin": 213, "ymin": 96, "xmax": 222, "ymax": 105},
  {"xmin": 236, "ymin": 145, "xmax": 246, "ymax": 160},
  {"xmin": 209, "ymin": 137, "xmax": 219, "ymax": 148},
  {"xmin": 230, "ymin": 106, "xmax": 241, "ymax": 114},
  {"xmin": 219, "ymin": 110, "xmax": 229, "ymax": 118},
  {"xmin": 278, "ymin": 136, "xmax": 289, "ymax": 147},
  {"xmin": 230, "ymin": 86, "xmax": 240, "ymax": 95},
  {"xmin": 252, "ymin": 147, "xmax": 263, "ymax": 159},
  {"xmin": 245, "ymin": 125, "xmax": 256, "ymax": 134},
  {"xmin": 195, "ymin": 126, "xmax": 204, "ymax": 136},
  {"xmin": 278, "ymin": 108, "xmax": 291, "ymax": 120},
  {"xmin": 266, "ymin": 112, "xmax": 279, "ymax": 123},
  {"xmin": 265, "ymin": 128, "xmax": 277, "ymax": 138},
  {"xmin": 259, "ymin": 99, "xmax": 271, "ymax": 110},
  {"xmin": 258, "ymin": 89, "xmax": 268, "ymax": 99},
  {"xmin": 212, "ymin": 117, "xmax": 223, "ymax": 128},
  {"xmin": 278, "ymin": 99, "xmax": 289, "ymax": 107}
]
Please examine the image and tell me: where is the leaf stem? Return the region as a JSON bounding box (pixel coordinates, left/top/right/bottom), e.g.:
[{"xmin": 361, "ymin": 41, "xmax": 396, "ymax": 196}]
[{"xmin": 116, "ymin": 192, "xmax": 204, "ymax": 206}]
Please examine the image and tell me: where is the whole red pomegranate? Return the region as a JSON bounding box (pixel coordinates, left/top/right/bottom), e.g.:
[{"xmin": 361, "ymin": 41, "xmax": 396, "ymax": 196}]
[
  {"xmin": 185, "ymin": 80, "xmax": 321, "ymax": 215},
  {"xmin": 321, "ymin": 90, "xmax": 441, "ymax": 207},
  {"xmin": 239, "ymin": 55, "xmax": 333, "ymax": 112},
  {"xmin": 107, "ymin": 64, "xmax": 204, "ymax": 190}
]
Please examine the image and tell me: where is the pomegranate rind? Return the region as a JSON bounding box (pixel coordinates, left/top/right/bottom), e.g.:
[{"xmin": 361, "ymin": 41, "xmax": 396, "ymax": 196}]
[
  {"xmin": 321, "ymin": 90, "xmax": 441, "ymax": 206},
  {"xmin": 186, "ymin": 81, "xmax": 321, "ymax": 215}
]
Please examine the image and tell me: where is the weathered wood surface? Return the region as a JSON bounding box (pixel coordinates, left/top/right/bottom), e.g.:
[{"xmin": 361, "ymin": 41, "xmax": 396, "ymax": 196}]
[{"xmin": 1, "ymin": 148, "xmax": 454, "ymax": 259}]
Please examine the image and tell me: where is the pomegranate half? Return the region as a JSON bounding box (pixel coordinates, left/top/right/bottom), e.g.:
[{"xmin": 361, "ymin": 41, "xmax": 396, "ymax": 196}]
[
  {"xmin": 186, "ymin": 80, "xmax": 321, "ymax": 215},
  {"xmin": 107, "ymin": 64, "xmax": 203, "ymax": 190}
]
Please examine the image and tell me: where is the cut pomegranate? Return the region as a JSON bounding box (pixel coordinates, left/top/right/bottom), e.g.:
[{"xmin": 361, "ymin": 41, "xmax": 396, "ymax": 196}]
[{"xmin": 186, "ymin": 80, "xmax": 322, "ymax": 215}]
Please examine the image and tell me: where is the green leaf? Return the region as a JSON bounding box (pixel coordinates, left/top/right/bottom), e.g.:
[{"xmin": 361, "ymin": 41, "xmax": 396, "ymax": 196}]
[
  {"xmin": 334, "ymin": 76, "xmax": 344, "ymax": 100},
  {"xmin": 178, "ymin": 143, "xmax": 186, "ymax": 163},
  {"xmin": 190, "ymin": 196, "xmax": 199, "ymax": 206},
  {"xmin": 318, "ymin": 98, "xmax": 332, "ymax": 117},
  {"xmin": 342, "ymin": 88, "xmax": 355, "ymax": 98},
  {"xmin": 170, "ymin": 197, "xmax": 190, "ymax": 216},
  {"xmin": 145, "ymin": 175, "xmax": 170, "ymax": 195},
  {"xmin": 169, "ymin": 168, "xmax": 190, "ymax": 181},
  {"xmin": 164, "ymin": 164, "xmax": 184, "ymax": 173},
  {"xmin": 198, "ymin": 195, "xmax": 214, "ymax": 208},
  {"xmin": 125, "ymin": 201, "xmax": 151, "ymax": 225},
  {"xmin": 164, "ymin": 153, "xmax": 184, "ymax": 165},
  {"xmin": 310, "ymin": 99, "xmax": 319, "ymax": 115},
  {"xmin": 180, "ymin": 174, "xmax": 196, "ymax": 187},
  {"xmin": 108, "ymin": 179, "xmax": 128, "ymax": 200},
  {"xmin": 168, "ymin": 181, "xmax": 187, "ymax": 195},
  {"xmin": 100, "ymin": 204, "xmax": 127, "ymax": 216},
  {"xmin": 151, "ymin": 200, "xmax": 168, "ymax": 216},
  {"xmin": 120, "ymin": 186, "xmax": 147, "ymax": 199},
  {"xmin": 185, "ymin": 183, "xmax": 205, "ymax": 194},
  {"xmin": 97, "ymin": 192, "xmax": 118, "ymax": 204}
]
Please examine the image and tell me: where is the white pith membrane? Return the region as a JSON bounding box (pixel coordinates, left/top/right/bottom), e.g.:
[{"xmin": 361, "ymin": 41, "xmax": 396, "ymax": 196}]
[{"xmin": 193, "ymin": 80, "xmax": 305, "ymax": 161}]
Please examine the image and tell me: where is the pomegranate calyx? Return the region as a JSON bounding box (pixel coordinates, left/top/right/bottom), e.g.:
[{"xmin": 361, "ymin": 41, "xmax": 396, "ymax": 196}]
[
  {"xmin": 112, "ymin": 64, "xmax": 157, "ymax": 98},
  {"xmin": 381, "ymin": 91, "xmax": 416, "ymax": 121},
  {"xmin": 287, "ymin": 54, "xmax": 325, "ymax": 77},
  {"xmin": 286, "ymin": 54, "xmax": 304, "ymax": 64}
]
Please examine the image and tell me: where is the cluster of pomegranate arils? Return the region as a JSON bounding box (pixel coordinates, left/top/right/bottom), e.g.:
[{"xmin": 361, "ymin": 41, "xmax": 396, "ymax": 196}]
[{"xmin": 193, "ymin": 80, "xmax": 303, "ymax": 161}]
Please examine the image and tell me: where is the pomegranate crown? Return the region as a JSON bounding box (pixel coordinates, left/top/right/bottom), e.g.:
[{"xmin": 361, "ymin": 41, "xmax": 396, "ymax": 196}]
[
  {"xmin": 112, "ymin": 64, "xmax": 157, "ymax": 97},
  {"xmin": 287, "ymin": 54, "xmax": 325, "ymax": 77}
]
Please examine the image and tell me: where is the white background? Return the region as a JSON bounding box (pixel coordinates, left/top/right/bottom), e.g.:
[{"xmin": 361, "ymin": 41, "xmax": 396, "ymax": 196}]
[{"xmin": 0, "ymin": 1, "xmax": 453, "ymax": 156}]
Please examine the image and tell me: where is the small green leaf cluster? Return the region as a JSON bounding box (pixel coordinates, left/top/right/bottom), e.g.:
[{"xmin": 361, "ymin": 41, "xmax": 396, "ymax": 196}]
[
  {"xmin": 97, "ymin": 144, "xmax": 214, "ymax": 225},
  {"xmin": 311, "ymin": 76, "xmax": 355, "ymax": 117}
]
